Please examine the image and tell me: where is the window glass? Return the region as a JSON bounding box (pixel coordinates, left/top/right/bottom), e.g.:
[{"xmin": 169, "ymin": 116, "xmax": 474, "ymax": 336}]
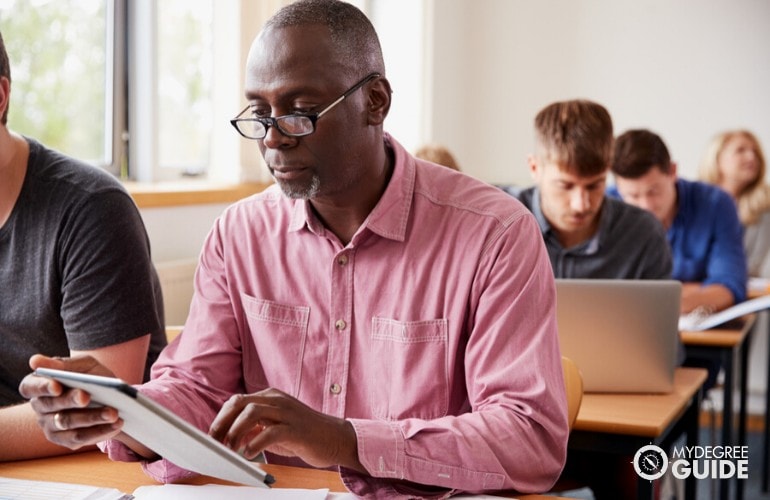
[
  {"xmin": 157, "ymin": 0, "xmax": 213, "ymax": 175},
  {"xmin": 0, "ymin": 0, "xmax": 109, "ymax": 166}
]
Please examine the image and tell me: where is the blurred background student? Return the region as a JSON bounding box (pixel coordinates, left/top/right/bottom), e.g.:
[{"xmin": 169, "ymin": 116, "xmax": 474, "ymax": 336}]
[
  {"xmin": 414, "ymin": 142, "xmax": 461, "ymax": 171},
  {"xmin": 699, "ymin": 129, "xmax": 770, "ymax": 279},
  {"xmin": 610, "ymin": 128, "xmax": 747, "ymax": 315}
]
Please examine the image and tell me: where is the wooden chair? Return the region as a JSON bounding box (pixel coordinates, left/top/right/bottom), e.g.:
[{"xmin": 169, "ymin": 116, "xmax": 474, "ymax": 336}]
[
  {"xmin": 562, "ymin": 355, "xmax": 584, "ymax": 430},
  {"xmin": 165, "ymin": 325, "xmax": 183, "ymax": 342},
  {"xmin": 541, "ymin": 356, "xmax": 587, "ymax": 496}
]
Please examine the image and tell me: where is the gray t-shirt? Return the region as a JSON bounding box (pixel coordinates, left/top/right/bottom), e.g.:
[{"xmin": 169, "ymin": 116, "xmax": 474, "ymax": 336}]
[
  {"xmin": 509, "ymin": 186, "xmax": 672, "ymax": 279},
  {"xmin": 745, "ymin": 210, "xmax": 770, "ymax": 278},
  {"xmin": 0, "ymin": 138, "xmax": 166, "ymax": 405}
]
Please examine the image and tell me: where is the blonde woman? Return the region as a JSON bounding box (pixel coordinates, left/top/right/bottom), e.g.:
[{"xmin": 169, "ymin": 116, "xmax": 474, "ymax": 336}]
[{"xmin": 700, "ymin": 130, "xmax": 770, "ymax": 278}]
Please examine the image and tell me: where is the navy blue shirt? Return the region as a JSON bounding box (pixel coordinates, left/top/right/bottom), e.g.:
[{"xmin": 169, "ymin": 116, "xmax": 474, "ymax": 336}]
[{"xmin": 609, "ymin": 179, "xmax": 747, "ymax": 303}]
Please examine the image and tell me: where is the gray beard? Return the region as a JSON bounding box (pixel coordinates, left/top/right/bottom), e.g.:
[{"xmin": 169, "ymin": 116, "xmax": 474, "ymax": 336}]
[{"xmin": 278, "ymin": 174, "xmax": 321, "ymax": 200}]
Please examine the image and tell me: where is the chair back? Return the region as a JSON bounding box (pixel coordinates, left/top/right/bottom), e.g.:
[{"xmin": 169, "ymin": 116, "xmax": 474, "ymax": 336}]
[
  {"xmin": 165, "ymin": 325, "xmax": 183, "ymax": 342},
  {"xmin": 561, "ymin": 356, "xmax": 583, "ymax": 430}
]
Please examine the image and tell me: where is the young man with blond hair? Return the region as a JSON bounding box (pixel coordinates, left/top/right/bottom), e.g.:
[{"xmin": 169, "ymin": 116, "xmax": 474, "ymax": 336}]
[
  {"xmin": 510, "ymin": 100, "xmax": 673, "ymax": 499},
  {"xmin": 510, "ymin": 99, "xmax": 671, "ymax": 279}
]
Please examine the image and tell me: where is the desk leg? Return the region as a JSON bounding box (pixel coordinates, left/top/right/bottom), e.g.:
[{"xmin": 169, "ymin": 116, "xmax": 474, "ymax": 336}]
[
  {"xmin": 736, "ymin": 326, "xmax": 752, "ymax": 500},
  {"xmin": 637, "ymin": 477, "xmax": 653, "ymax": 500},
  {"xmin": 684, "ymin": 385, "xmax": 702, "ymax": 500},
  {"xmin": 764, "ymin": 310, "xmax": 770, "ymax": 493},
  {"xmin": 720, "ymin": 348, "xmax": 735, "ymax": 500}
]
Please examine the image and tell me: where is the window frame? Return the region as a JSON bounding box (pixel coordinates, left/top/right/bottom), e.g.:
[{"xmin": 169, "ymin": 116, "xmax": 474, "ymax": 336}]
[
  {"xmin": 125, "ymin": 0, "xmax": 243, "ymax": 183},
  {"xmin": 109, "ymin": 0, "xmax": 128, "ymax": 177}
]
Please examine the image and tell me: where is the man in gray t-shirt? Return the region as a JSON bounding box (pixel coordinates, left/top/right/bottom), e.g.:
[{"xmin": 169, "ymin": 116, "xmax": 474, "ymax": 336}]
[
  {"xmin": 505, "ymin": 99, "xmax": 671, "ymax": 280},
  {"xmin": 505, "ymin": 99, "xmax": 672, "ymax": 500},
  {"xmin": 0, "ymin": 30, "xmax": 165, "ymax": 460}
]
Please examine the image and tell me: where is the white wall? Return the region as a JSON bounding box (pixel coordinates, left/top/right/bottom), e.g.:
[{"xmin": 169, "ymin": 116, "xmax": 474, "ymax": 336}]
[
  {"xmin": 140, "ymin": 204, "xmax": 227, "ymax": 263},
  {"xmin": 143, "ymin": 0, "xmax": 770, "ymax": 275},
  {"xmin": 422, "ymin": 0, "xmax": 770, "ymax": 187},
  {"xmin": 139, "ymin": 0, "xmax": 770, "ymax": 405}
]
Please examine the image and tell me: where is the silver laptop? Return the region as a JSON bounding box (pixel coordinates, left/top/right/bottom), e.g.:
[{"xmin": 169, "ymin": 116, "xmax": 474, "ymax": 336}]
[{"xmin": 555, "ymin": 279, "xmax": 682, "ymax": 393}]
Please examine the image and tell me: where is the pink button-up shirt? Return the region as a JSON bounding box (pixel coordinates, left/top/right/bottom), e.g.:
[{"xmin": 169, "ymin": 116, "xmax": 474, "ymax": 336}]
[{"xmin": 103, "ymin": 135, "xmax": 567, "ymax": 498}]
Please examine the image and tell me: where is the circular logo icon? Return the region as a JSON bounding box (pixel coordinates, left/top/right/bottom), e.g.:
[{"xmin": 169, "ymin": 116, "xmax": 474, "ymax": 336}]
[{"xmin": 633, "ymin": 444, "xmax": 669, "ymax": 481}]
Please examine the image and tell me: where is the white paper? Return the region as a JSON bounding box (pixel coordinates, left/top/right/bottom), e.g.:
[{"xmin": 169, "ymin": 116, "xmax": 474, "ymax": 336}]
[
  {"xmin": 679, "ymin": 293, "xmax": 770, "ymax": 331},
  {"xmin": 0, "ymin": 477, "xmax": 129, "ymax": 500},
  {"xmin": 132, "ymin": 484, "xmax": 328, "ymax": 500}
]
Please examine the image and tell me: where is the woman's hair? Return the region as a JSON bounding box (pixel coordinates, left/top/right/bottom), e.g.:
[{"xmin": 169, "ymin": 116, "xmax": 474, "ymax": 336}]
[
  {"xmin": 414, "ymin": 143, "xmax": 461, "ymax": 171},
  {"xmin": 699, "ymin": 129, "xmax": 770, "ymax": 225}
]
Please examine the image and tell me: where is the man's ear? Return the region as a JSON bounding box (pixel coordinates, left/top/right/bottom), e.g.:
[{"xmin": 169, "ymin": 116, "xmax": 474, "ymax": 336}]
[
  {"xmin": 527, "ymin": 154, "xmax": 539, "ymax": 180},
  {"xmin": 0, "ymin": 77, "xmax": 10, "ymax": 123},
  {"xmin": 670, "ymin": 161, "xmax": 678, "ymax": 180},
  {"xmin": 366, "ymin": 76, "xmax": 391, "ymax": 126}
]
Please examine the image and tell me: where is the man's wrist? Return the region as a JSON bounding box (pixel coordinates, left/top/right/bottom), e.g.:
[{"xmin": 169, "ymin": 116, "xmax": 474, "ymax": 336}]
[{"xmin": 338, "ymin": 419, "xmax": 366, "ymax": 473}]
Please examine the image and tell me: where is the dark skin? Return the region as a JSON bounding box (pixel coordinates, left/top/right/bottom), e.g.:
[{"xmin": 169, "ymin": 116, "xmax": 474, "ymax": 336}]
[
  {"xmin": 249, "ymin": 25, "xmax": 392, "ymax": 244},
  {"xmin": 19, "ymin": 23, "xmax": 394, "ymax": 473}
]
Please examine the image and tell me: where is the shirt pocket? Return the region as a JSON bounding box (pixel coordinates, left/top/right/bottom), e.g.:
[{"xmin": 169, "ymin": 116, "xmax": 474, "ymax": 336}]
[
  {"xmin": 240, "ymin": 293, "xmax": 310, "ymax": 397},
  {"xmin": 368, "ymin": 317, "xmax": 448, "ymax": 421}
]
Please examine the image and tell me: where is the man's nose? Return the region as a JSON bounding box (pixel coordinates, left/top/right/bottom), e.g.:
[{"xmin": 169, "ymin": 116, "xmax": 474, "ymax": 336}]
[
  {"xmin": 262, "ymin": 122, "xmax": 296, "ymax": 149},
  {"xmin": 570, "ymin": 189, "xmax": 590, "ymax": 212}
]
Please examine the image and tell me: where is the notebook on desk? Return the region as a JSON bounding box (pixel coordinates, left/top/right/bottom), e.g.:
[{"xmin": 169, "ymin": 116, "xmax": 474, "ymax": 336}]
[{"xmin": 555, "ymin": 279, "xmax": 682, "ymax": 393}]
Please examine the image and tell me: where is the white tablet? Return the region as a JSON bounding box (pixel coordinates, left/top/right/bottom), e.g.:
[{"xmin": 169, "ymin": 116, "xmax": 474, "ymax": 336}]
[{"xmin": 34, "ymin": 367, "xmax": 274, "ymax": 488}]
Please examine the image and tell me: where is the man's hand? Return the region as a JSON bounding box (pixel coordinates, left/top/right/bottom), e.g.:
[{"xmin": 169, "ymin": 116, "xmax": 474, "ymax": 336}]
[
  {"xmin": 681, "ymin": 282, "xmax": 735, "ymax": 314},
  {"xmin": 209, "ymin": 388, "xmax": 365, "ymax": 473},
  {"xmin": 18, "ymin": 354, "xmax": 123, "ymax": 450}
]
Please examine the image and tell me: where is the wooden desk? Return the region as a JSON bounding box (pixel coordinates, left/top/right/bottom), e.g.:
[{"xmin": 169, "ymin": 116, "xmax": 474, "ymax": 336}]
[
  {"xmin": 0, "ymin": 450, "xmax": 345, "ymax": 492},
  {"xmin": 681, "ymin": 313, "xmax": 755, "ymax": 500},
  {"xmin": 0, "ymin": 450, "xmax": 560, "ymax": 499},
  {"xmin": 569, "ymin": 367, "xmax": 708, "ymax": 500}
]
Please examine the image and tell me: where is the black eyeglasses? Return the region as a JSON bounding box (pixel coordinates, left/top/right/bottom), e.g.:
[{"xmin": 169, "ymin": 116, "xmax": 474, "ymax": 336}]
[{"xmin": 230, "ymin": 72, "xmax": 381, "ymax": 140}]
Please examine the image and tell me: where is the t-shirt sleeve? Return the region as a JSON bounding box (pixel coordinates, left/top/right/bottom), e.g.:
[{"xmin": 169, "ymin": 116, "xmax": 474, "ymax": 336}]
[{"xmin": 58, "ymin": 189, "xmax": 164, "ymax": 350}]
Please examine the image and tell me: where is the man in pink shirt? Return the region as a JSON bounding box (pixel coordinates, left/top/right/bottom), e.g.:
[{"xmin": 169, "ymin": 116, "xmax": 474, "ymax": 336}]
[{"xmin": 20, "ymin": 1, "xmax": 567, "ymax": 497}]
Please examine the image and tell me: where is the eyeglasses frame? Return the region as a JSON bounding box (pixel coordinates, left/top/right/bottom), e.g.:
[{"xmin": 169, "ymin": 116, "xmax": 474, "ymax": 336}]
[{"xmin": 230, "ymin": 72, "xmax": 382, "ymax": 140}]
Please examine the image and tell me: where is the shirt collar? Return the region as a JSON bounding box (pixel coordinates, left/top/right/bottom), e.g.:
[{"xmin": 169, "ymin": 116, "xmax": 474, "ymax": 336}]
[
  {"xmin": 529, "ymin": 187, "xmax": 553, "ymax": 235},
  {"xmin": 286, "ymin": 132, "xmax": 413, "ymax": 243}
]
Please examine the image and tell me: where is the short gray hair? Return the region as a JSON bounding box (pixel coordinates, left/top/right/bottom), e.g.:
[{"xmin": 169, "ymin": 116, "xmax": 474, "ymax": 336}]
[{"xmin": 266, "ymin": 0, "xmax": 384, "ymax": 75}]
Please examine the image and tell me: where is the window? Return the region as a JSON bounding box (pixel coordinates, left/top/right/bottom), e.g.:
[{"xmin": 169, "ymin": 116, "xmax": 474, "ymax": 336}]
[
  {"xmin": 129, "ymin": 0, "xmax": 241, "ymax": 182},
  {"xmin": 0, "ymin": 0, "xmax": 120, "ymax": 174},
  {"xmin": 0, "ymin": 0, "xmax": 426, "ymax": 183},
  {"xmin": 1, "ymin": 0, "xmax": 234, "ymax": 182},
  {"xmin": 156, "ymin": 0, "xmax": 213, "ymax": 175}
]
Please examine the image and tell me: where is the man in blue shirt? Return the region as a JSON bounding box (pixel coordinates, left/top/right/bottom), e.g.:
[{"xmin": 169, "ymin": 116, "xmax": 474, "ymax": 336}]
[{"xmin": 609, "ymin": 128, "xmax": 747, "ymax": 315}]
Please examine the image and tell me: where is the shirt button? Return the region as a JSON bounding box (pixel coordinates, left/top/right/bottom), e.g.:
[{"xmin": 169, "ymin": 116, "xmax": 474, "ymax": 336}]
[
  {"xmin": 330, "ymin": 383, "xmax": 342, "ymax": 394},
  {"xmin": 337, "ymin": 255, "xmax": 348, "ymax": 266},
  {"xmin": 335, "ymin": 319, "xmax": 347, "ymax": 330}
]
